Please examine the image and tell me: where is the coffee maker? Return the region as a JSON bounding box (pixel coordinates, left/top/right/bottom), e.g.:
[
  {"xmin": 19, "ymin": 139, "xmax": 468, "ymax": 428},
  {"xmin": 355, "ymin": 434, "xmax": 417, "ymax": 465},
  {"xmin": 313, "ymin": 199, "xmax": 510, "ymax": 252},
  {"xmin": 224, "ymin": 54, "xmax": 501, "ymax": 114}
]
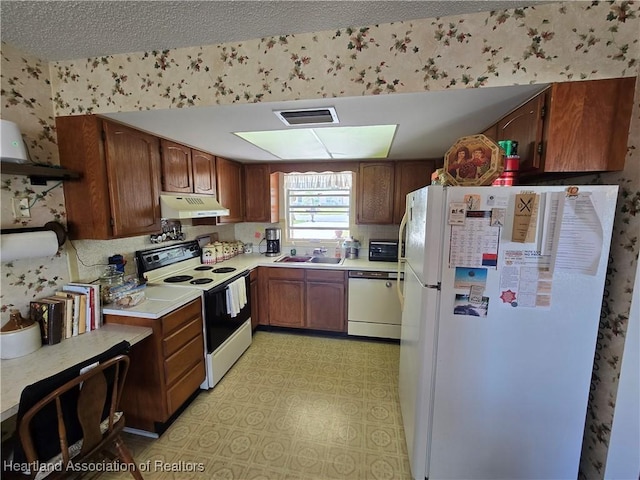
[{"xmin": 265, "ymin": 227, "xmax": 281, "ymax": 257}]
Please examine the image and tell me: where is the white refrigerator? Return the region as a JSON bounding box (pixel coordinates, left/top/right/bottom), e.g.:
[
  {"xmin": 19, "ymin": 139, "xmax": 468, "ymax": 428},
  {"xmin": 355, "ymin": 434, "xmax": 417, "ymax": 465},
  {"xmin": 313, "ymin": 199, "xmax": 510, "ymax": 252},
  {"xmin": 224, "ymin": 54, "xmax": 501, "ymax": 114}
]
[{"xmin": 398, "ymin": 185, "xmax": 618, "ymax": 480}]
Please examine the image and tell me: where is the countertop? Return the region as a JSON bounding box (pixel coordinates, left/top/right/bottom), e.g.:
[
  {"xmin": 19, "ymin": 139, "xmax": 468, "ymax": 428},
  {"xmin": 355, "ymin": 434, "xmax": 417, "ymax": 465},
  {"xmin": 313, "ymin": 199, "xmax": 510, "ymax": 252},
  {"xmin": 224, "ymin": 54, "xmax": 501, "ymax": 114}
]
[
  {"xmin": 1, "ymin": 323, "xmax": 152, "ymax": 421},
  {"xmin": 102, "ymin": 284, "xmax": 202, "ymax": 319},
  {"xmin": 205, "ymin": 252, "xmax": 399, "ymax": 273},
  {"xmin": 101, "ymin": 253, "xmax": 399, "ymax": 319}
]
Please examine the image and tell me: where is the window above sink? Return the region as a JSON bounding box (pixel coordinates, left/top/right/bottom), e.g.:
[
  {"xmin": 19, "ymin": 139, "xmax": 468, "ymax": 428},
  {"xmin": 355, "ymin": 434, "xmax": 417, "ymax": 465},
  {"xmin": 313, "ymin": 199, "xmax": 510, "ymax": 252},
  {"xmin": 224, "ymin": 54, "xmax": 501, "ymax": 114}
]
[{"xmin": 284, "ymin": 172, "xmax": 352, "ymax": 244}]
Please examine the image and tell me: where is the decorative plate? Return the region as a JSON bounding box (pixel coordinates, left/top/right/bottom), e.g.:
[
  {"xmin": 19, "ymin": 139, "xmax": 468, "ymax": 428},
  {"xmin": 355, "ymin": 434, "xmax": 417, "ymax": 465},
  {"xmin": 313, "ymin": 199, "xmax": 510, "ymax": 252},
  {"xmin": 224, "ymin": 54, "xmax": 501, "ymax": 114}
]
[{"xmin": 442, "ymin": 134, "xmax": 504, "ymax": 186}]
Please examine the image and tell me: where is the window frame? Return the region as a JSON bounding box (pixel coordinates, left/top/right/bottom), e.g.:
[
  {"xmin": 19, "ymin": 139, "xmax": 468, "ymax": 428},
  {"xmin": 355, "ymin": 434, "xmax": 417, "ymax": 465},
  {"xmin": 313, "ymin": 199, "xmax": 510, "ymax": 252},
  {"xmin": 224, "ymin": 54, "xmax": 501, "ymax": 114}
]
[{"xmin": 283, "ymin": 172, "xmax": 353, "ymax": 245}]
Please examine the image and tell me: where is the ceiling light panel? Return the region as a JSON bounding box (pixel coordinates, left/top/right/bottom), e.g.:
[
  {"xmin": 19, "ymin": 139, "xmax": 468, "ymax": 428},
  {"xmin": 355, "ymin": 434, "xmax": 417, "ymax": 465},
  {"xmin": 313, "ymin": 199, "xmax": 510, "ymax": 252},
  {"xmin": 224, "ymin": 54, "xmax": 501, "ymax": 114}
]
[
  {"xmin": 234, "ymin": 130, "xmax": 330, "ymax": 160},
  {"xmin": 234, "ymin": 125, "xmax": 397, "ymax": 160},
  {"xmin": 314, "ymin": 125, "xmax": 396, "ymax": 159}
]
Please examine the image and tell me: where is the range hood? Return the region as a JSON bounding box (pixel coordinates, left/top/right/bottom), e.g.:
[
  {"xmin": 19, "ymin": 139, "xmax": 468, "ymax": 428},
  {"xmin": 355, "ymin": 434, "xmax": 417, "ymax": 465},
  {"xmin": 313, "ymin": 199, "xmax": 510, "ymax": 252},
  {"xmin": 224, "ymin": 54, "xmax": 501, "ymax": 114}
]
[{"xmin": 160, "ymin": 193, "xmax": 229, "ymax": 219}]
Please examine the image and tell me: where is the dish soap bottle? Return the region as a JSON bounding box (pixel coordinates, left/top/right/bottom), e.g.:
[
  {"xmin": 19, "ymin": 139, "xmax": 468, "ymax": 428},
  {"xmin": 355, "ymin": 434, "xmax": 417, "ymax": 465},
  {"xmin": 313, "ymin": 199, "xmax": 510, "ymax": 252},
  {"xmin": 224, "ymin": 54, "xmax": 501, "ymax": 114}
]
[{"xmin": 334, "ymin": 240, "xmax": 342, "ymax": 258}]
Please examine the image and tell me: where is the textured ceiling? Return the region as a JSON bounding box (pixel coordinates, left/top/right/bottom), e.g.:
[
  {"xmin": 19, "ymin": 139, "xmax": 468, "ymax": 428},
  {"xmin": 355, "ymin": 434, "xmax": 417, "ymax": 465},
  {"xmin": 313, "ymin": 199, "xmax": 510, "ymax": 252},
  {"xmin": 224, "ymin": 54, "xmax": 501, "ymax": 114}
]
[{"xmin": 1, "ymin": 0, "xmax": 549, "ymax": 62}]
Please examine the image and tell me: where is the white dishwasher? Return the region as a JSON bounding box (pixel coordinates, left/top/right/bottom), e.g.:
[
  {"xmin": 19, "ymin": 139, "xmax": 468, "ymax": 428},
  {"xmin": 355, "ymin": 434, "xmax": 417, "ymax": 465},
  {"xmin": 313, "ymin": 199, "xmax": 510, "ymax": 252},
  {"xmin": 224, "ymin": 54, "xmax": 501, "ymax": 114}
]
[{"xmin": 347, "ymin": 270, "xmax": 403, "ymax": 339}]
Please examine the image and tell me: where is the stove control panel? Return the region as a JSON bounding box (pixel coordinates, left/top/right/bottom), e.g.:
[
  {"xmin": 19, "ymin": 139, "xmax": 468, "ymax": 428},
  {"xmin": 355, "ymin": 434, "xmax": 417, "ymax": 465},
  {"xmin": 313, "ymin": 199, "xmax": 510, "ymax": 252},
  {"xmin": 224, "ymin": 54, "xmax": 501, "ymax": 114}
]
[{"xmin": 135, "ymin": 240, "xmax": 201, "ymax": 277}]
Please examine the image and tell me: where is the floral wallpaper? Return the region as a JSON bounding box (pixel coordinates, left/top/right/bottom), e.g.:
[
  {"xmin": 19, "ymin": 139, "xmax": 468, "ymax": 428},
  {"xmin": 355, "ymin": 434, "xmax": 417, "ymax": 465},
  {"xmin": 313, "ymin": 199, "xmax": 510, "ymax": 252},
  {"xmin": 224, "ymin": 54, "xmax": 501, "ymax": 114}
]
[
  {"xmin": 1, "ymin": 42, "xmax": 69, "ymax": 315},
  {"xmin": 1, "ymin": 1, "xmax": 639, "ymax": 478}
]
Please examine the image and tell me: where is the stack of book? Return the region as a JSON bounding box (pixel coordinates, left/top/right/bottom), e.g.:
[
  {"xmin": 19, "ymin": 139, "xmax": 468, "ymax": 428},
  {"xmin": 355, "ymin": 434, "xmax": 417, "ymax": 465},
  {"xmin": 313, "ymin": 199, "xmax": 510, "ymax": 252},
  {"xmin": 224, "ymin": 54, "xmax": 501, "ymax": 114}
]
[{"xmin": 30, "ymin": 283, "xmax": 101, "ymax": 345}]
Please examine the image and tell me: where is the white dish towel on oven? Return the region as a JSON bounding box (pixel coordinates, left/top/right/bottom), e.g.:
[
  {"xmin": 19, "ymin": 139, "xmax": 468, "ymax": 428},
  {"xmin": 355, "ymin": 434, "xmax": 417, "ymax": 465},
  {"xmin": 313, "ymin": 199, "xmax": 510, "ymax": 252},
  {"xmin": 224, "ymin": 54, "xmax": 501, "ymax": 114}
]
[{"xmin": 226, "ymin": 278, "xmax": 247, "ymax": 317}]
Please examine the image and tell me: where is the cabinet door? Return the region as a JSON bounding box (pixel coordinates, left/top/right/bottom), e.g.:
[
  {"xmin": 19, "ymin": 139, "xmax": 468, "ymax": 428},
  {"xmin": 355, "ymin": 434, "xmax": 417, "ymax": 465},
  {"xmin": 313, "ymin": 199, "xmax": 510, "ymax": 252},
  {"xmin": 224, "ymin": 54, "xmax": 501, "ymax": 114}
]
[
  {"xmin": 481, "ymin": 123, "xmax": 498, "ymax": 140},
  {"xmin": 103, "ymin": 121, "xmax": 162, "ymax": 238},
  {"xmin": 244, "ymin": 164, "xmax": 279, "ymax": 222},
  {"xmin": 216, "ymin": 157, "xmax": 244, "ymax": 223},
  {"xmin": 160, "ymin": 140, "xmax": 193, "ymax": 193},
  {"xmin": 192, "ymin": 150, "xmax": 217, "ymax": 195},
  {"xmin": 265, "ymin": 268, "xmax": 305, "ymax": 328},
  {"xmin": 393, "ymin": 160, "xmax": 434, "ymax": 224},
  {"xmin": 543, "ymin": 76, "xmax": 635, "ymax": 172},
  {"xmin": 57, "ymin": 115, "xmax": 112, "ymax": 240},
  {"xmin": 496, "ymin": 91, "xmax": 546, "ymax": 174},
  {"xmin": 357, "ymin": 162, "xmax": 395, "ymax": 224},
  {"xmin": 305, "ymin": 270, "xmax": 346, "ymax": 332},
  {"xmin": 267, "ymin": 279, "xmax": 305, "ymax": 328}
]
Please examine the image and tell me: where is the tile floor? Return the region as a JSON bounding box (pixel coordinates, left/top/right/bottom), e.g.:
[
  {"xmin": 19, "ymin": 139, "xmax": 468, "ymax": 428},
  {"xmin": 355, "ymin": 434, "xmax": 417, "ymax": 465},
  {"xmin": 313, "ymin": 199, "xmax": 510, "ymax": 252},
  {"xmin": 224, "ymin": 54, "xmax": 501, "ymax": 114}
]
[{"xmin": 106, "ymin": 330, "xmax": 412, "ymax": 480}]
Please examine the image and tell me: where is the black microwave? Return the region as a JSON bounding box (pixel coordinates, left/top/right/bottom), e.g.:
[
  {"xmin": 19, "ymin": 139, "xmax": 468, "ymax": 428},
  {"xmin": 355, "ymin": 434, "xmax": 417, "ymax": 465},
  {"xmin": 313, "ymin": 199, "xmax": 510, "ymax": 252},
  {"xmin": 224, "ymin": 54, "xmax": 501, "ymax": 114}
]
[{"xmin": 368, "ymin": 239, "xmax": 399, "ymax": 262}]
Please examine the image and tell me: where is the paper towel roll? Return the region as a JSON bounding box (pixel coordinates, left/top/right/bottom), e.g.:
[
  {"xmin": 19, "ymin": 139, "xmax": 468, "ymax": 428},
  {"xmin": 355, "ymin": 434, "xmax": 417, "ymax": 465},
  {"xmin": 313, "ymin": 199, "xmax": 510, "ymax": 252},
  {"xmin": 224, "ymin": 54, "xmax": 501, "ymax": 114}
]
[{"xmin": 1, "ymin": 230, "xmax": 59, "ymax": 262}]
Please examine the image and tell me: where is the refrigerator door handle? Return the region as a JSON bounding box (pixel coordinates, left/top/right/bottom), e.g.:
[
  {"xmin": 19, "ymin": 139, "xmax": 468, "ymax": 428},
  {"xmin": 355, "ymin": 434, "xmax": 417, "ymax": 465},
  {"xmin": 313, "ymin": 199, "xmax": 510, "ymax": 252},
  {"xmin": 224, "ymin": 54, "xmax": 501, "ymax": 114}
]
[{"xmin": 397, "ymin": 211, "xmax": 408, "ymax": 309}]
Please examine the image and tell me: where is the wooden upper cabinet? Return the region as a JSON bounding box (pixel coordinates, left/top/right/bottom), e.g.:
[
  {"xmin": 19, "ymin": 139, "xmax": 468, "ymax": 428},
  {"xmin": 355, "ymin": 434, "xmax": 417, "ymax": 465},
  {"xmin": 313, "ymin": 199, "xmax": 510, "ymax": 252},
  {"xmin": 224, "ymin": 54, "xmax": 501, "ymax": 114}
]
[
  {"xmin": 357, "ymin": 162, "xmax": 395, "ymax": 224},
  {"xmin": 244, "ymin": 164, "xmax": 279, "ymax": 223},
  {"xmin": 56, "ymin": 116, "xmax": 162, "ymax": 239},
  {"xmin": 192, "ymin": 150, "xmax": 217, "ymax": 195},
  {"xmin": 393, "ymin": 160, "xmax": 435, "ymax": 223},
  {"xmin": 161, "ymin": 142, "xmax": 217, "ymax": 195},
  {"xmin": 160, "ymin": 140, "xmax": 193, "ymax": 193},
  {"xmin": 216, "ymin": 156, "xmax": 244, "ymax": 223},
  {"xmin": 481, "ymin": 123, "xmax": 498, "ymax": 140},
  {"xmin": 490, "ymin": 76, "xmax": 636, "ymax": 177},
  {"xmin": 357, "ymin": 160, "xmax": 433, "ymax": 225},
  {"xmin": 495, "ymin": 91, "xmax": 546, "ymax": 174},
  {"xmin": 542, "ymin": 76, "xmax": 635, "ymax": 173}
]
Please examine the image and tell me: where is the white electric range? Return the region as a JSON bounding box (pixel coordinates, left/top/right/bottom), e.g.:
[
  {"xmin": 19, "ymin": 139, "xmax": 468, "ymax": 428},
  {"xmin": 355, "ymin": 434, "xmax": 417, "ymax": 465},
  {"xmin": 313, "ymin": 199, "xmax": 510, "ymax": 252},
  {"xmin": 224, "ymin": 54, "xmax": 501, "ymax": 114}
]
[{"xmin": 134, "ymin": 240, "xmax": 253, "ymax": 389}]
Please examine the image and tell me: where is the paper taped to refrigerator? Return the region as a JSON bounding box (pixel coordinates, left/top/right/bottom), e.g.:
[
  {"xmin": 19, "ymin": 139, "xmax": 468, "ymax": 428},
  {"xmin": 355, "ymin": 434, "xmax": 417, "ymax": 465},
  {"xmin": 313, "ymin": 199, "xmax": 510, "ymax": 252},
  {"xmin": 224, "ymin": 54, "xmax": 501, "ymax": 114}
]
[
  {"xmin": 449, "ymin": 210, "xmax": 499, "ymax": 269},
  {"xmin": 551, "ymin": 192, "xmax": 603, "ymax": 275}
]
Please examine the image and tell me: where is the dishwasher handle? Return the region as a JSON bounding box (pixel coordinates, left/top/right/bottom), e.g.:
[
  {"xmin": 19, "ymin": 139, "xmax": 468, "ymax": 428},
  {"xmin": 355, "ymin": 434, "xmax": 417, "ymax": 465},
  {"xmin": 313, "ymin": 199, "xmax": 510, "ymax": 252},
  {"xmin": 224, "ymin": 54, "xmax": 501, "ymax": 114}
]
[{"xmin": 348, "ymin": 270, "xmax": 399, "ymax": 280}]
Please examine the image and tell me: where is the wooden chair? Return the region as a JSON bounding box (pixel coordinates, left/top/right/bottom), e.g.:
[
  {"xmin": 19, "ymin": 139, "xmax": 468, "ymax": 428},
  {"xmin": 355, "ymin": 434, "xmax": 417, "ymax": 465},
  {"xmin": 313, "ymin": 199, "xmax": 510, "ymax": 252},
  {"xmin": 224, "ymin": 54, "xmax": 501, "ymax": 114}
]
[{"xmin": 5, "ymin": 343, "xmax": 143, "ymax": 480}]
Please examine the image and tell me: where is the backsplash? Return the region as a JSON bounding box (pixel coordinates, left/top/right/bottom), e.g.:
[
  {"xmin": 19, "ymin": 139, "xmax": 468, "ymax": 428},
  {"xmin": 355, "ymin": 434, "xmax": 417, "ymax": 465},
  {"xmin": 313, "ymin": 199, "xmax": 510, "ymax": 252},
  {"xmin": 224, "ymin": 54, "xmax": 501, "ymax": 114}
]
[{"xmin": 1, "ymin": 2, "xmax": 638, "ymax": 477}]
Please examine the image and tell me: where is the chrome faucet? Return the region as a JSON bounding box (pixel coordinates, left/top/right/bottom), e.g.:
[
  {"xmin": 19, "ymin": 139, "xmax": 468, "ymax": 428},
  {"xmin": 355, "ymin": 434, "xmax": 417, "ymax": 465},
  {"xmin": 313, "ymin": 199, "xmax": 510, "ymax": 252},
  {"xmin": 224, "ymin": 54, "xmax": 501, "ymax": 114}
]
[{"xmin": 313, "ymin": 247, "xmax": 327, "ymax": 256}]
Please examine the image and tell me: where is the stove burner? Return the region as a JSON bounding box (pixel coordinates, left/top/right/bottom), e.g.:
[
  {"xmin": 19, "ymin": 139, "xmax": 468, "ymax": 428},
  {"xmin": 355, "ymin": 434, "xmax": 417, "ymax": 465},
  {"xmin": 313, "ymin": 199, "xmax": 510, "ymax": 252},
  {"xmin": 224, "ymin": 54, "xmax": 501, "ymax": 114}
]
[
  {"xmin": 191, "ymin": 278, "xmax": 214, "ymax": 285},
  {"xmin": 213, "ymin": 267, "xmax": 237, "ymax": 274},
  {"xmin": 164, "ymin": 275, "xmax": 194, "ymax": 283},
  {"xmin": 194, "ymin": 266, "xmax": 213, "ymax": 271}
]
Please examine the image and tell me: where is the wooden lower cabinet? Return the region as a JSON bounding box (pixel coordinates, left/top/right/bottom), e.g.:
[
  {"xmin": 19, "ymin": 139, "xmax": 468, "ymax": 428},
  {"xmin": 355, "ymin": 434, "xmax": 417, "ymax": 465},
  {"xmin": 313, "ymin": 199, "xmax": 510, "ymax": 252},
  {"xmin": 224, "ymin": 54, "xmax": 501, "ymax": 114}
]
[
  {"xmin": 266, "ymin": 268, "xmax": 306, "ymax": 328},
  {"xmin": 306, "ymin": 270, "xmax": 346, "ymax": 332},
  {"xmin": 104, "ymin": 298, "xmax": 205, "ymax": 432},
  {"xmin": 261, "ymin": 267, "xmax": 346, "ymax": 332},
  {"xmin": 250, "ymin": 268, "xmax": 260, "ymax": 330}
]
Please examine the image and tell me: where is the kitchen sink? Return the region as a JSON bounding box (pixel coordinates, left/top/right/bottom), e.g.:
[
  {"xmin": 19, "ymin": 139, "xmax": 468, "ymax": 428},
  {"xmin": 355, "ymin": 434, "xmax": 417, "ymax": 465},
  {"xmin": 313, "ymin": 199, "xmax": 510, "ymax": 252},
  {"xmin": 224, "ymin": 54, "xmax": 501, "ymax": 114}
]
[
  {"xmin": 276, "ymin": 255, "xmax": 343, "ymax": 265},
  {"xmin": 308, "ymin": 257, "xmax": 343, "ymax": 264},
  {"xmin": 276, "ymin": 256, "xmax": 313, "ymax": 263}
]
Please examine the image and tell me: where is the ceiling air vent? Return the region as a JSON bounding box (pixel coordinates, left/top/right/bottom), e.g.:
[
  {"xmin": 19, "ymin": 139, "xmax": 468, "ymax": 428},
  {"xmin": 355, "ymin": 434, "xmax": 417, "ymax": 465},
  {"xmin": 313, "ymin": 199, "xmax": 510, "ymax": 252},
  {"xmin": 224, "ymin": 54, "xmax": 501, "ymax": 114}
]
[{"xmin": 274, "ymin": 107, "xmax": 339, "ymax": 126}]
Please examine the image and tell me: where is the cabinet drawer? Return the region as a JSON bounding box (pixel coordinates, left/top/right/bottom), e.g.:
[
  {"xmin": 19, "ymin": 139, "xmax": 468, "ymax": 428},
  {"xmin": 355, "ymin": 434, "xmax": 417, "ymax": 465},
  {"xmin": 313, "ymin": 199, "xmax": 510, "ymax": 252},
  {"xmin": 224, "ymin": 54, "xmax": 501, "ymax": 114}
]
[
  {"xmin": 163, "ymin": 316, "xmax": 202, "ymax": 358},
  {"xmin": 165, "ymin": 335, "xmax": 204, "ymax": 386},
  {"xmin": 167, "ymin": 361, "xmax": 206, "ymax": 416},
  {"xmin": 268, "ymin": 268, "xmax": 305, "ymax": 281},
  {"xmin": 306, "ymin": 269, "xmax": 345, "ymax": 283},
  {"xmin": 162, "ymin": 298, "xmax": 202, "ymax": 335}
]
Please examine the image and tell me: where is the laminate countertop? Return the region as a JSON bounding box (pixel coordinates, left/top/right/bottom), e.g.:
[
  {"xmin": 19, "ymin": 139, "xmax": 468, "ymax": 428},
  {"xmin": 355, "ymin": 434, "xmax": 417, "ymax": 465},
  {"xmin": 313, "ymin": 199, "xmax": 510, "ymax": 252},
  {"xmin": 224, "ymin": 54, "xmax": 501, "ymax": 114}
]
[{"xmin": 0, "ymin": 323, "xmax": 152, "ymax": 421}]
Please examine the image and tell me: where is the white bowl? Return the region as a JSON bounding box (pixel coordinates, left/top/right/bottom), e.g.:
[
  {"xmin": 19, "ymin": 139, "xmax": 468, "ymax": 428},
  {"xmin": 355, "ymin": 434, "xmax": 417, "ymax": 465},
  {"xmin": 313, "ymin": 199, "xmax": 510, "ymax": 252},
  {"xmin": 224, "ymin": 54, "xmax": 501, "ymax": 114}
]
[{"xmin": 1, "ymin": 322, "xmax": 42, "ymax": 359}]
